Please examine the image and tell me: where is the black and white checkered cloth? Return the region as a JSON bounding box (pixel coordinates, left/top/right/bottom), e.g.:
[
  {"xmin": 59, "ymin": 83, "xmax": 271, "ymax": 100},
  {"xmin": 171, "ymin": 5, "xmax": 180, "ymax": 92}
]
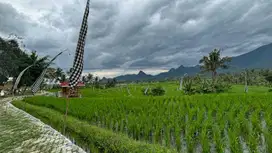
[
  {"xmin": 69, "ymin": 0, "xmax": 90, "ymax": 88},
  {"xmin": 31, "ymin": 68, "xmax": 47, "ymax": 93},
  {"xmin": 31, "ymin": 51, "xmax": 64, "ymax": 94}
]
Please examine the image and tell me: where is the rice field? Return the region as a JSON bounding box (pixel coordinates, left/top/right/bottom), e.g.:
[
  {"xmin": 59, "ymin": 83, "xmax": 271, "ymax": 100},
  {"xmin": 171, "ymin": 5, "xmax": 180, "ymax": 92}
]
[{"xmin": 14, "ymin": 84, "xmax": 272, "ymax": 153}]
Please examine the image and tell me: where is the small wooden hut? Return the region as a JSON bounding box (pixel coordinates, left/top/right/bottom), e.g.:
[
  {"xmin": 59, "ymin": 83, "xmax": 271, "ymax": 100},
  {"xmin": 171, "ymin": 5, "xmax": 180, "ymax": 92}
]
[{"xmin": 59, "ymin": 81, "xmax": 85, "ymax": 97}]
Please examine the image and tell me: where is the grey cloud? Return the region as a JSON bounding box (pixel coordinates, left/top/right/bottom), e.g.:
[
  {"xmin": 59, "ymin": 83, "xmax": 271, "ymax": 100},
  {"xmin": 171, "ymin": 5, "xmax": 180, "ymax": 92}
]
[
  {"xmin": 0, "ymin": 2, "xmax": 29, "ymax": 36},
  {"xmin": 1, "ymin": 0, "xmax": 272, "ymax": 71}
]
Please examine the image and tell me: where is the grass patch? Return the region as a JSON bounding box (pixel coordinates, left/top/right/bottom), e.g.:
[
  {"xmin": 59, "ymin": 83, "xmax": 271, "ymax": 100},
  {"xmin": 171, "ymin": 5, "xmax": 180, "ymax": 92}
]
[
  {"xmin": 13, "ymin": 100, "xmax": 177, "ymax": 153},
  {"xmin": 15, "ymin": 93, "xmax": 272, "ymax": 152}
]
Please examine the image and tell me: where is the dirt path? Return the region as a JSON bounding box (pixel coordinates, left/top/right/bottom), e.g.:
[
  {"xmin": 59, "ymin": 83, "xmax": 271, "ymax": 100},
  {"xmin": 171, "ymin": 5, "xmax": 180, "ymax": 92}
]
[{"xmin": 0, "ymin": 96, "xmax": 86, "ymax": 153}]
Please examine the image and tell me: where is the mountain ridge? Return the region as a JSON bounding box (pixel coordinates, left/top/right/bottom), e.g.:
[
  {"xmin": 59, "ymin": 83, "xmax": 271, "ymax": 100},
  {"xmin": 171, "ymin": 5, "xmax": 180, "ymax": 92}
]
[{"xmin": 115, "ymin": 43, "xmax": 272, "ymax": 81}]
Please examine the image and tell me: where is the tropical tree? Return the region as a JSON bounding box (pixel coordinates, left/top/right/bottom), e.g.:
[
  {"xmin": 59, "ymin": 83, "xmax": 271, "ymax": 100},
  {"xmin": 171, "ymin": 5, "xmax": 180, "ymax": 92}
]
[
  {"xmin": 199, "ymin": 49, "xmax": 232, "ymax": 80},
  {"xmin": 67, "ymin": 68, "xmax": 73, "ymax": 76},
  {"xmin": 60, "ymin": 74, "xmax": 67, "ymax": 82},
  {"xmin": 0, "ymin": 37, "xmax": 52, "ymax": 91},
  {"xmin": 94, "ymin": 76, "xmax": 100, "ymax": 88},
  {"xmin": 87, "ymin": 73, "xmax": 93, "ymax": 83},
  {"xmin": 264, "ymin": 72, "xmax": 272, "ymax": 86},
  {"xmin": 55, "ymin": 68, "xmax": 64, "ymax": 82},
  {"xmin": 18, "ymin": 51, "xmax": 50, "ymax": 88},
  {"xmin": 0, "ymin": 37, "xmax": 28, "ymax": 78}
]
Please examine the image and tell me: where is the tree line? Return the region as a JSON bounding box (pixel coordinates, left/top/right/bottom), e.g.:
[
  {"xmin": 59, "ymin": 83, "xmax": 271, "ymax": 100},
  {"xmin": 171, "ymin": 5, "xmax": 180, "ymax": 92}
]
[
  {"xmin": 0, "ymin": 37, "xmax": 49, "ymax": 89},
  {"xmin": 1, "ymin": 36, "xmax": 271, "ymax": 92}
]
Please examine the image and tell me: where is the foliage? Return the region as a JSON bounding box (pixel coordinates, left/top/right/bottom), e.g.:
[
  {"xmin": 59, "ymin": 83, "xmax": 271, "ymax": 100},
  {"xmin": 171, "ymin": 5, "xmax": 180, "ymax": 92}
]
[
  {"xmin": 182, "ymin": 75, "xmax": 231, "ymax": 95},
  {"xmin": 86, "ymin": 73, "xmax": 93, "ymax": 84},
  {"xmin": 55, "ymin": 68, "xmax": 64, "ymax": 82},
  {"xmin": 0, "ymin": 37, "xmax": 26, "ymax": 77},
  {"xmin": 196, "ymin": 78, "xmax": 214, "ymax": 94},
  {"xmin": 0, "ymin": 74, "xmax": 7, "ymax": 84},
  {"xmin": 93, "ymin": 76, "xmax": 101, "ymax": 89},
  {"xmin": 212, "ymin": 78, "xmax": 232, "ymax": 93},
  {"xmin": 13, "ymin": 100, "xmax": 176, "ymax": 153},
  {"xmin": 16, "ymin": 94, "xmax": 272, "ymax": 152},
  {"xmin": 199, "ymin": 48, "xmax": 232, "ymax": 79},
  {"xmin": 18, "ymin": 51, "xmax": 50, "ymax": 87},
  {"xmin": 142, "ymin": 86, "xmax": 165, "ymax": 96},
  {"xmin": 0, "ymin": 37, "xmax": 50, "ymax": 88},
  {"xmin": 60, "ymin": 74, "xmax": 66, "ymax": 82},
  {"xmin": 265, "ymin": 73, "xmax": 272, "ymax": 85},
  {"xmin": 182, "ymin": 76, "xmax": 197, "ymax": 95},
  {"xmin": 151, "ymin": 86, "xmax": 165, "ymax": 96},
  {"xmin": 105, "ymin": 78, "xmax": 117, "ymax": 88}
]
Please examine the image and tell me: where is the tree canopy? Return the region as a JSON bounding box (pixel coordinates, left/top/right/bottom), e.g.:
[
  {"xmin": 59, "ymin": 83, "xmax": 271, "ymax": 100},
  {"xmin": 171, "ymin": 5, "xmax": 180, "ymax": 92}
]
[
  {"xmin": 0, "ymin": 37, "xmax": 50, "ymax": 88},
  {"xmin": 199, "ymin": 49, "xmax": 232, "ymax": 79}
]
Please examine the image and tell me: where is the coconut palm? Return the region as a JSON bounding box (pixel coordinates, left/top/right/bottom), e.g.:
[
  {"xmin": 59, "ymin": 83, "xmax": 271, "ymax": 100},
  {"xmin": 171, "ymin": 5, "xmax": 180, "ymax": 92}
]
[
  {"xmin": 18, "ymin": 51, "xmax": 50, "ymax": 87},
  {"xmin": 55, "ymin": 68, "xmax": 64, "ymax": 82},
  {"xmin": 199, "ymin": 49, "xmax": 231, "ymax": 80},
  {"xmin": 86, "ymin": 73, "xmax": 93, "ymax": 83}
]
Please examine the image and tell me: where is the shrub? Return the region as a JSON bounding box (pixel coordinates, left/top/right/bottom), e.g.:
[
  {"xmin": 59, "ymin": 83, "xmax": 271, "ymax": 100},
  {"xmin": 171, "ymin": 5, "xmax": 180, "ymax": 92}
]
[
  {"xmin": 151, "ymin": 86, "xmax": 165, "ymax": 96},
  {"xmin": 141, "ymin": 87, "xmax": 151, "ymax": 95},
  {"xmin": 142, "ymin": 86, "xmax": 165, "ymax": 96},
  {"xmin": 182, "ymin": 76, "xmax": 197, "ymax": 95},
  {"xmin": 265, "ymin": 74, "xmax": 272, "ymax": 83},
  {"xmin": 183, "ymin": 77, "xmax": 231, "ymax": 95},
  {"xmin": 213, "ymin": 79, "xmax": 232, "ymax": 93},
  {"xmin": 105, "ymin": 79, "xmax": 117, "ymax": 88},
  {"xmin": 196, "ymin": 79, "xmax": 214, "ymax": 94},
  {"xmin": 268, "ymin": 89, "xmax": 272, "ymax": 92}
]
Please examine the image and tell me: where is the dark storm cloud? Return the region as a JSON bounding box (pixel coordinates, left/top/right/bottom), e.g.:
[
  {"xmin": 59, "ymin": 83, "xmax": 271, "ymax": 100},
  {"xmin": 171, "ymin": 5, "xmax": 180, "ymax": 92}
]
[
  {"xmin": 0, "ymin": 2, "xmax": 29, "ymax": 36},
  {"xmin": 1, "ymin": 0, "xmax": 272, "ymax": 70}
]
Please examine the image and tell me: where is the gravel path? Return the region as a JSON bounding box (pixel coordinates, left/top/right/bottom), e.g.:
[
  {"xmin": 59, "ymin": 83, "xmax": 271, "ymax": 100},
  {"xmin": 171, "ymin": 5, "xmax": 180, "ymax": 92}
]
[{"xmin": 0, "ymin": 96, "xmax": 86, "ymax": 153}]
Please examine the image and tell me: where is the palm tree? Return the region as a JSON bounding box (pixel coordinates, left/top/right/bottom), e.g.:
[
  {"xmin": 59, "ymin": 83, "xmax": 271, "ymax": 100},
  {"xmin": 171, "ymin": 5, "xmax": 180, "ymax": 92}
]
[
  {"xmin": 199, "ymin": 49, "xmax": 231, "ymax": 80},
  {"xmin": 17, "ymin": 51, "xmax": 50, "ymax": 88},
  {"xmin": 55, "ymin": 68, "xmax": 64, "ymax": 82},
  {"xmin": 86, "ymin": 73, "xmax": 93, "ymax": 83},
  {"xmin": 60, "ymin": 74, "xmax": 67, "ymax": 82},
  {"xmin": 67, "ymin": 68, "xmax": 73, "ymax": 76}
]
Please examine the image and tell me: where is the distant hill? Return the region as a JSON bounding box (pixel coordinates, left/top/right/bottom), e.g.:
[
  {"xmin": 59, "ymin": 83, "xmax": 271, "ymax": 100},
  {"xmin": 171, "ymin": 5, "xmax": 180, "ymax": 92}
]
[
  {"xmin": 115, "ymin": 71, "xmax": 153, "ymax": 82},
  {"xmin": 230, "ymin": 43, "xmax": 272, "ymax": 68},
  {"xmin": 115, "ymin": 43, "xmax": 272, "ymax": 81},
  {"xmin": 115, "ymin": 66, "xmax": 200, "ymax": 81},
  {"xmin": 155, "ymin": 65, "xmax": 201, "ymax": 80}
]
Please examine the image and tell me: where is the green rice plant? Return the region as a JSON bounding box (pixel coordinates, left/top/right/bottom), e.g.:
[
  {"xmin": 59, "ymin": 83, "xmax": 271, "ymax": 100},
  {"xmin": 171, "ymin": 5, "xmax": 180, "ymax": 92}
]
[
  {"xmin": 164, "ymin": 125, "xmax": 171, "ymax": 148},
  {"xmin": 213, "ymin": 125, "xmax": 224, "ymax": 153},
  {"xmin": 226, "ymin": 108, "xmax": 242, "ymax": 153},
  {"xmin": 174, "ymin": 125, "xmax": 181, "ymax": 152},
  {"xmin": 16, "ymin": 93, "xmax": 272, "ymax": 152},
  {"xmin": 185, "ymin": 123, "xmax": 194, "ymax": 153},
  {"xmin": 200, "ymin": 123, "xmax": 210, "ymax": 153},
  {"xmin": 154, "ymin": 125, "xmax": 161, "ymax": 145},
  {"xmin": 246, "ymin": 111, "xmax": 259, "ymax": 152},
  {"xmin": 228, "ymin": 127, "xmax": 241, "ymax": 153}
]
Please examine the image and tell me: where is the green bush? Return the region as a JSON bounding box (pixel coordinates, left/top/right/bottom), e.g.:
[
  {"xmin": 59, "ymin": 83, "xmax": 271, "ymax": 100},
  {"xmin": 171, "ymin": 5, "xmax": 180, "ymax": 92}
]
[
  {"xmin": 196, "ymin": 79, "xmax": 214, "ymax": 94},
  {"xmin": 213, "ymin": 79, "xmax": 232, "ymax": 93},
  {"xmin": 151, "ymin": 86, "xmax": 165, "ymax": 96},
  {"xmin": 142, "ymin": 86, "xmax": 165, "ymax": 96},
  {"xmin": 141, "ymin": 87, "xmax": 150, "ymax": 95},
  {"xmin": 268, "ymin": 89, "xmax": 272, "ymax": 92},
  {"xmin": 182, "ymin": 76, "xmax": 197, "ymax": 95},
  {"xmin": 183, "ymin": 77, "xmax": 231, "ymax": 95},
  {"xmin": 105, "ymin": 79, "xmax": 117, "ymax": 88}
]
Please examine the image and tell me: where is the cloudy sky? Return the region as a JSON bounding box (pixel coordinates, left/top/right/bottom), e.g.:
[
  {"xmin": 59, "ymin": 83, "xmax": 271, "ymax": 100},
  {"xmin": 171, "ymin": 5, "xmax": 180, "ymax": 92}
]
[{"xmin": 1, "ymin": 0, "xmax": 272, "ymax": 77}]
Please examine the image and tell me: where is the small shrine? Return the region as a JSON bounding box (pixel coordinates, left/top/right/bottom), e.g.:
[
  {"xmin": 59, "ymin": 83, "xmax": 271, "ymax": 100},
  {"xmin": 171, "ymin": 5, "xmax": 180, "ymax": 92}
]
[{"xmin": 59, "ymin": 81, "xmax": 85, "ymax": 97}]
